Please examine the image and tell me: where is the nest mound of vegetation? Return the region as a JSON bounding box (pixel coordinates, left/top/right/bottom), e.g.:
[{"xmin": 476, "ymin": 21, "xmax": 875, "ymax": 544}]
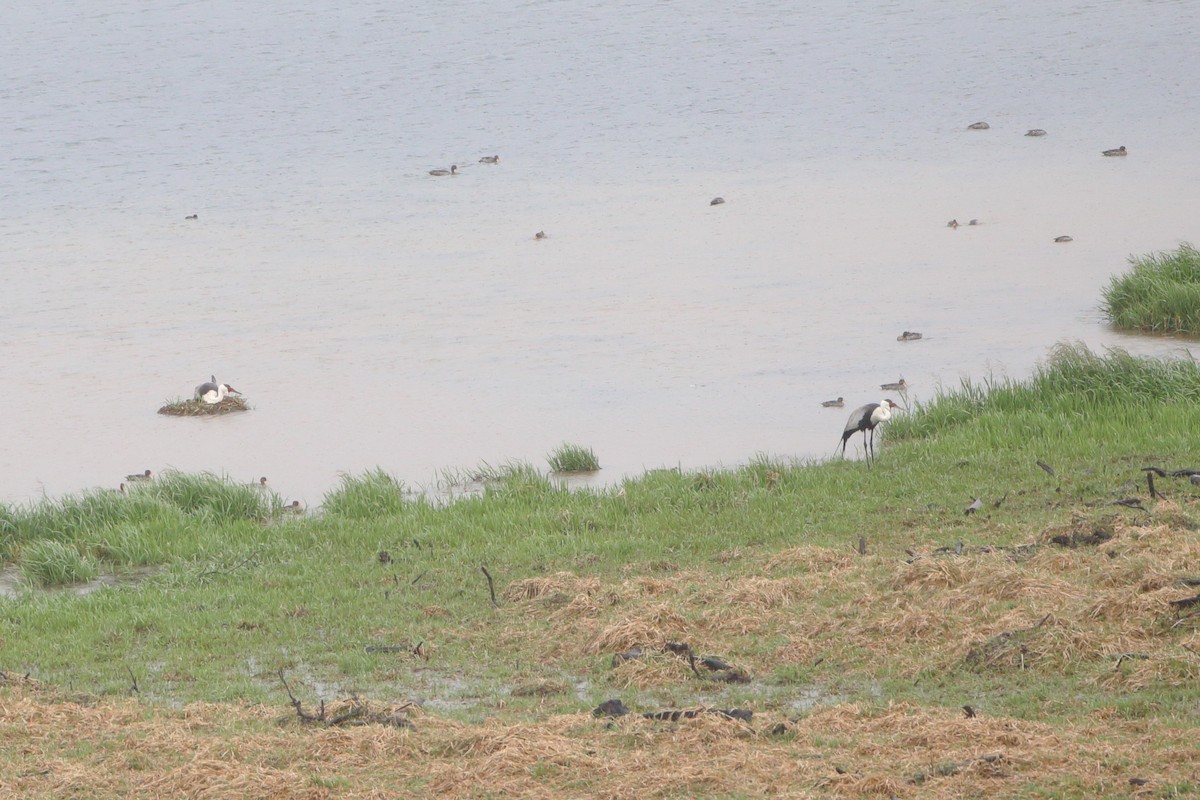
[{"xmin": 157, "ymin": 396, "xmax": 250, "ymax": 416}]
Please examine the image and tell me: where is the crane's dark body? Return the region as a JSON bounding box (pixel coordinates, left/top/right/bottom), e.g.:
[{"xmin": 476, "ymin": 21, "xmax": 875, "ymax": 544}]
[{"xmin": 836, "ymin": 399, "xmax": 897, "ymax": 463}]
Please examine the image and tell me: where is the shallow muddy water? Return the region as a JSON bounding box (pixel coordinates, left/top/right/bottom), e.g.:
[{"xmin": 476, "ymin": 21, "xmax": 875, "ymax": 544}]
[{"xmin": 4, "ymin": 0, "xmax": 1200, "ymax": 506}]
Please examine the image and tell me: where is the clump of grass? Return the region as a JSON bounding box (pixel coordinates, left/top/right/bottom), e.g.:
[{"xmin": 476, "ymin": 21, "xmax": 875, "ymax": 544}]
[
  {"xmin": 323, "ymin": 469, "xmax": 408, "ymax": 518},
  {"xmin": 134, "ymin": 471, "xmax": 273, "ymax": 521},
  {"xmin": 888, "ymin": 342, "xmax": 1200, "ymax": 442},
  {"xmin": 547, "ymin": 442, "xmax": 600, "ymax": 473},
  {"xmin": 483, "ymin": 461, "xmax": 558, "ymax": 500},
  {"xmin": 19, "ymin": 539, "xmax": 99, "ymax": 587},
  {"xmin": 157, "ymin": 396, "xmax": 250, "ymax": 416},
  {"xmin": 1102, "ymin": 243, "xmax": 1200, "ymax": 333}
]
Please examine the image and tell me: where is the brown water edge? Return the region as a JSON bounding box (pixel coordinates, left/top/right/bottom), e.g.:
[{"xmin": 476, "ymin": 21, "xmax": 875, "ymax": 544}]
[{"xmin": 4, "ymin": 154, "xmax": 1199, "ymax": 508}]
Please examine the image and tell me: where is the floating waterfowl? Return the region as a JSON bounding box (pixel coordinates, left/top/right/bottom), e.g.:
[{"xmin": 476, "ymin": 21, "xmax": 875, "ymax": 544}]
[
  {"xmin": 478, "ymin": 155, "xmax": 499, "ymax": 164},
  {"xmin": 1054, "ymin": 235, "xmax": 1073, "ymax": 243},
  {"xmin": 194, "ymin": 376, "xmax": 240, "ymax": 404},
  {"xmin": 254, "ymin": 476, "xmax": 269, "ymax": 488},
  {"xmin": 185, "ymin": 214, "xmax": 198, "ymax": 220},
  {"xmin": 947, "ymin": 219, "xmax": 959, "ymax": 229},
  {"xmin": 967, "ymin": 121, "xmax": 990, "ymax": 130},
  {"xmin": 429, "ymin": 164, "xmax": 458, "ymax": 176},
  {"xmin": 534, "ymin": 231, "xmax": 547, "ymax": 240},
  {"xmin": 968, "ymin": 219, "xmax": 979, "ymax": 226},
  {"xmin": 710, "ymin": 197, "xmax": 725, "ymax": 206},
  {"xmin": 1102, "ymin": 146, "xmax": 1127, "ymax": 157},
  {"xmin": 126, "ymin": 469, "xmax": 154, "ymax": 482},
  {"xmin": 282, "ymin": 499, "xmax": 306, "ymax": 514},
  {"xmin": 1025, "ymin": 129, "xmax": 1047, "ymax": 137},
  {"xmin": 880, "ymin": 377, "xmax": 908, "ymax": 392},
  {"xmin": 821, "ymin": 397, "xmax": 845, "ymax": 408},
  {"xmin": 897, "ymin": 331, "xmax": 923, "ymax": 341}
]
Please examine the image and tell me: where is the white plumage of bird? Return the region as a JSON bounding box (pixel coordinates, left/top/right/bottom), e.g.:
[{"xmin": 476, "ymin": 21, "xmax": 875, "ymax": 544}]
[
  {"xmin": 194, "ymin": 375, "xmax": 241, "ymax": 404},
  {"xmin": 836, "ymin": 399, "xmax": 900, "ymax": 463}
]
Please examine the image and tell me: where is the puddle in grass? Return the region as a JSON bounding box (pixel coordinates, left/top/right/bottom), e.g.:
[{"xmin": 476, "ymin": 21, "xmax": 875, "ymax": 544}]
[{"xmin": 0, "ymin": 565, "xmax": 158, "ymax": 599}]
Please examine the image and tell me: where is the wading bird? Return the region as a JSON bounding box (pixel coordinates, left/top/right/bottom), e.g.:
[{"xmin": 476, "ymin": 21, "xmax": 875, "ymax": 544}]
[
  {"xmin": 429, "ymin": 164, "xmax": 458, "ymax": 176},
  {"xmin": 194, "ymin": 376, "xmax": 240, "ymax": 404},
  {"xmin": 837, "ymin": 399, "xmax": 900, "ymax": 463},
  {"xmin": 126, "ymin": 469, "xmax": 154, "ymax": 482}
]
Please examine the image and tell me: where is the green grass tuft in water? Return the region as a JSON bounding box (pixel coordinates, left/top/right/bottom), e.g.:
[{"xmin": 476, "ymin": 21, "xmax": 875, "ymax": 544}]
[
  {"xmin": 1102, "ymin": 243, "xmax": 1200, "ymax": 333},
  {"xmin": 546, "ymin": 442, "xmax": 600, "ymax": 473},
  {"xmin": 323, "ymin": 468, "xmax": 409, "ymax": 518}
]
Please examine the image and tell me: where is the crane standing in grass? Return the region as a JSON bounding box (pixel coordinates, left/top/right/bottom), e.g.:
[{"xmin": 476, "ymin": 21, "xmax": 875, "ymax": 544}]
[{"xmin": 837, "ymin": 399, "xmax": 900, "ymax": 463}]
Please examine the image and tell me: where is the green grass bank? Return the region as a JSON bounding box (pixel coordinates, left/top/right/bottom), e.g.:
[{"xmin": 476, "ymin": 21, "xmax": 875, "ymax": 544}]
[{"xmin": 2, "ymin": 343, "xmax": 1199, "ymax": 798}]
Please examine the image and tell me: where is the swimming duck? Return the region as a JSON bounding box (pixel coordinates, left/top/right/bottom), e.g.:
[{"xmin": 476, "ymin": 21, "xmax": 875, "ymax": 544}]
[
  {"xmin": 967, "ymin": 121, "xmax": 990, "ymax": 130},
  {"xmin": 185, "ymin": 213, "xmax": 198, "ymax": 220},
  {"xmin": 880, "ymin": 377, "xmax": 908, "ymax": 392},
  {"xmin": 282, "ymin": 499, "xmax": 306, "ymax": 514},
  {"xmin": 1025, "ymin": 129, "xmax": 1047, "ymax": 137},
  {"xmin": 947, "ymin": 219, "xmax": 959, "ymax": 229},
  {"xmin": 968, "ymin": 219, "xmax": 979, "ymax": 226},
  {"xmin": 126, "ymin": 469, "xmax": 154, "ymax": 482},
  {"xmin": 429, "ymin": 164, "xmax": 458, "ymax": 176},
  {"xmin": 534, "ymin": 231, "xmax": 547, "ymax": 240},
  {"xmin": 1054, "ymin": 235, "xmax": 1073, "ymax": 243},
  {"xmin": 478, "ymin": 155, "xmax": 499, "ymax": 164},
  {"xmin": 1102, "ymin": 146, "xmax": 1127, "ymax": 157},
  {"xmin": 710, "ymin": 197, "xmax": 725, "ymax": 206},
  {"xmin": 897, "ymin": 331, "xmax": 923, "ymax": 342},
  {"xmin": 821, "ymin": 397, "xmax": 845, "ymax": 408}
]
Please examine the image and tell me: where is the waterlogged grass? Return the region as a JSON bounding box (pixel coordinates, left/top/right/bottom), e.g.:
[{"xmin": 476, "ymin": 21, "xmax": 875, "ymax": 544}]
[
  {"xmin": 2, "ymin": 344, "xmax": 1200, "ymax": 797},
  {"xmin": 0, "ymin": 472, "xmax": 279, "ymax": 569},
  {"xmin": 19, "ymin": 539, "xmax": 99, "ymax": 587},
  {"xmin": 547, "ymin": 442, "xmax": 600, "ymax": 473},
  {"xmin": 1102, "ymin": 242, "xmax": 1200, "ymax": 333},
  {"xmin": 323, "ymin": 468, "xmax": 409, "ymax": 518}
]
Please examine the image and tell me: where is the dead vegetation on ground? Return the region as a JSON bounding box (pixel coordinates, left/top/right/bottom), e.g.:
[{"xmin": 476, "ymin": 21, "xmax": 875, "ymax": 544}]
[
  {"xmin": 3, "ymin": 505, "xmax": 1200, "ymax": 797},
  {"xmin": 2, "ymin": 677, "xmax": 1196, "ymax": 799}
]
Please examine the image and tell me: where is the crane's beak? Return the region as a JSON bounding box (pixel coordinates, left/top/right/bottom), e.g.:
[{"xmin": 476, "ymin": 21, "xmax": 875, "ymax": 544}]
[{"xmin": 226, "ymin": 386, "xmax": 241, "ymax": 395}]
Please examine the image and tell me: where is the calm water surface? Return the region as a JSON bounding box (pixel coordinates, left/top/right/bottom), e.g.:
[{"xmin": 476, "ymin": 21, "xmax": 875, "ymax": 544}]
[{"xmin": 4, "ymin": 0, "xmax": 1200, "ymax": 505}]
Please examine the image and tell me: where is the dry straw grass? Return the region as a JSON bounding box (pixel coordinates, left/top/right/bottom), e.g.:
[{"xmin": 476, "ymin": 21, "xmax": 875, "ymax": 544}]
[
  {"xmin": 489, "ymin": 507, "xmax": 1200, "ymax": 686},
  {"xmin": 3, "ymin": 680, "xmax": 1197, "ymax": 799},
  {"xmin": 157, "ymin": 396, "xmax": 250, "ymax": 416}
]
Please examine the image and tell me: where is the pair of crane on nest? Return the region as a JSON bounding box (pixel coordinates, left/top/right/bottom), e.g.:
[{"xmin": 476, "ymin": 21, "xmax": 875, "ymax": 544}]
[{"xmin": 194, "ymin": 375, "xmax": 240, "ymax": 404}]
